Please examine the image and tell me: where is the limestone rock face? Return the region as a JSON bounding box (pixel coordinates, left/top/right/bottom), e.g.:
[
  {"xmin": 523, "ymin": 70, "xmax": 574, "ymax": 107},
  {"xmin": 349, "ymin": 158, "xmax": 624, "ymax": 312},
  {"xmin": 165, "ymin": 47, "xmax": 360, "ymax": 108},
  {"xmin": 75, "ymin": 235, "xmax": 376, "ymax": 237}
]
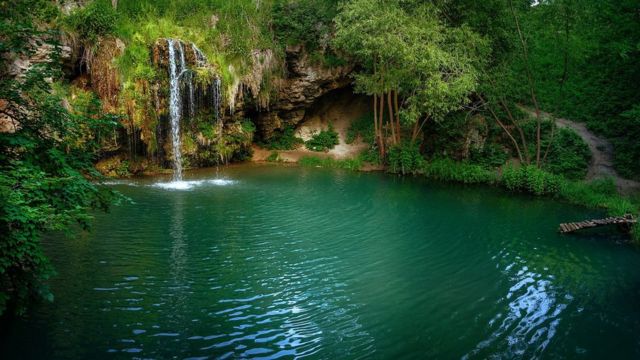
[
  {"xmin": 1, "ymin": 35, "xmax": 74, "ymax": 133},
  {"xmin": 90, "ymin": 38, "xmax": 125, "ymax": 111},
  {"xmin": 7, "ymin": 39, "xmax": 73, "ymax": 79},
  {"xmin": 254, "ymin": 45, "xmax": 353, "ymax": 139}
]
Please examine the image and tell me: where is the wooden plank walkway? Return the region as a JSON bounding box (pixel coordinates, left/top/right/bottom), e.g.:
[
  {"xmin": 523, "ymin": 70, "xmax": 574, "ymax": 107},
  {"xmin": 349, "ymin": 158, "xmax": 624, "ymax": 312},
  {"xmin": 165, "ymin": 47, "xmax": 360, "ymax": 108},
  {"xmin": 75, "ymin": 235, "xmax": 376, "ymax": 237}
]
[{"xmin": 559, "ymin": 214, "xmax": 637, "ymax": 234}]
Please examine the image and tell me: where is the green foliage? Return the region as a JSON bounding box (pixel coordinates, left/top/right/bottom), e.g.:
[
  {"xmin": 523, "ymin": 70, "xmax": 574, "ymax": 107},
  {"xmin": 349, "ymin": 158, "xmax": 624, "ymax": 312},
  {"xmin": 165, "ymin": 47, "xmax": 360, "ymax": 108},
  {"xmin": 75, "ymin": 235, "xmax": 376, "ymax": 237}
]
[
  {"xmin": 475, "ymin": 0, "xmax": 640, "ymax": 178},
  {"xmin": 544, "ymin": 128, "xmax": 591, "ymax": 180},
  {"xmin": 305, "ymin": 123, "xmax": 339, "ymax": 152},
  {"xmin": 501, "ymin": 165, "xmax": 562, "ymax": 195},
  {"xmin": 261, "ymin": 126, "xmax": 304, "ymax": 150},
  {"xmin": 387, "ymin": 143, "xmax": 425, "ymax": 175},
  {"xmin": 298, "ymin": 156, "xmax": 363, "ymax": 171},
  {"xmin": 346, "ymin": 112, "xmax": 375, "ymax": 144},
  {"xmin": 613, "ymin": 105, "xmax": 640, "ymax": 179},
  {"xmin": 359, "ymin": 147, "xmax": 382, "ymax": 165},
  {"xmin": 421, "ymin": 158, "xmax": 497, "ymax": 184},
  {"xmin": 241, "ymin": 119, "xmax": 257, "ymax": 134},
  {"xmin": 557, "ymin": 178, "xmax": 636, "ymax": 216},
  {"xmin": 272, "ymin": 0, "xmax": 338, "ymax": 51},
  {"xmin": 334, "ymin": 0, "xmax": 487, "ymax": 123},
  {"xmin": 499, "ymin": 165, "xmax": 636, "ymax": 216},
  {"xmin": 632, "ymin": 224, "xmax": 640, "ymax": 244},
  {"xmin": 469, "ymin": 143, "xmax": 509, "ymax": 169},
  {"xmin": 266, "ymin": 151, "xmax": 280, "ymax": 162},
  {"xmin": 0, "ymin": 1, "xmax": 120, "ymax": 316},
  {"xmin": 112, "ymin": 0, "xmax": 277, "ymax": 76},
  {"xmin": 64, "ymin": 0, "xmax": 117, "ymax": 41}
]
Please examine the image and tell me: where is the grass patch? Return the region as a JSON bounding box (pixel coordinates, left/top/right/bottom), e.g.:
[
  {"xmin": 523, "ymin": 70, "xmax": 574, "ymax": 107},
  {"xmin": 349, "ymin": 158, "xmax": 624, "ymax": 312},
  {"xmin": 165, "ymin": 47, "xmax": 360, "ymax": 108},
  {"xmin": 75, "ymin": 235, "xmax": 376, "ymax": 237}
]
[
  {"xmin": 421, "ymin": 158, "xmax": 498, "ymax": 184},
  {"xmin": 298, "ymin": 156, "xmax": 363, "ymax": 171}
]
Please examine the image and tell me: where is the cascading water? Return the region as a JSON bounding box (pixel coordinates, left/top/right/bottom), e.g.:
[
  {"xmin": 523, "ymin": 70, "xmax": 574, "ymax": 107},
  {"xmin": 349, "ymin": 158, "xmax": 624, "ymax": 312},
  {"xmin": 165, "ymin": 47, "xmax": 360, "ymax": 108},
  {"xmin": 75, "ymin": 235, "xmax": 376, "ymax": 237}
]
[
  {"xmin": 192, "ymin": 44, "xmax": 207, "ymax": 67},
  {"xmin": 164, "ymin": 39, "xmax": 226, "ymax": 182},
  {"xmin": 167, "ymin": 39, "xmax": 184, "ymax": 181},
  {"xmin": 214, "ymin": 77, "xmax": 222, "ymax": 132},
  {"xmin": 187, "ymin": 71, "xmax": 195, "ymax": 119}
]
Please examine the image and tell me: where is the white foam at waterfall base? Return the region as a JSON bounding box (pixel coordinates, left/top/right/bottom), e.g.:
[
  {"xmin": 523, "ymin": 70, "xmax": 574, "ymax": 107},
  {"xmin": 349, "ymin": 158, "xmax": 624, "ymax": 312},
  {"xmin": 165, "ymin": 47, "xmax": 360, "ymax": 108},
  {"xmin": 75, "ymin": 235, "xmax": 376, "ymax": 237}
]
[{"xmin": 151, "ymin": 179, "xmax": 237, "ymax": 190}]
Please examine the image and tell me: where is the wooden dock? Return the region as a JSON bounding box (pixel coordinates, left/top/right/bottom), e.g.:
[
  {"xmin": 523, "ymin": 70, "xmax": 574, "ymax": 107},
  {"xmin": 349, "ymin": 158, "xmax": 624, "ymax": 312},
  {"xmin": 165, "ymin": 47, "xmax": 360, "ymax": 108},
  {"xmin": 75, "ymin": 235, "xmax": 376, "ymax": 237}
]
[{"xmin": 559, "ymin": 214, "xmax": 637, "ymax": 234}]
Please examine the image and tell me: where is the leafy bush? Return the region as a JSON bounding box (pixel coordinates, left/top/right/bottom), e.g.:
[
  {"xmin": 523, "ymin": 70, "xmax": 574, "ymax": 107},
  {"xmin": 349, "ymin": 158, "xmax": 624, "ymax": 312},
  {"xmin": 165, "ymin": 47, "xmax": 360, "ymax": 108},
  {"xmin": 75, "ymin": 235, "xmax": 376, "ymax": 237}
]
[
  {"xmin": 499, "ymin": 165, "xmax": 636, "ymax": 216},
  {"xmin": 501, "ymin": 164, "xmax": 562, "ymax": 195},
  {"xmin": 266, "ymin": 151, "xmax": 280, "ymax": 162},
  {"xmin": 387, "ymin": 143, "xmax": 425, "ymax": 174},
  {"xmin": 241, "ymin": 119, "xmax": 256, "ymax": 134},
  {"xmin": 65, "ymin": 0, "xmax": 117, "ymax": 41},
  {"xmin": 272, "ymin": 0, "xmax": 337, "ymax": 51},
  {"xmin": 544, "ymin": 128, "xmax": 591, "ymax": 180},
  {"xmin": 261, "ymin": 126, "xmax": 304, "ymax": 150},
  {"xmin": 346, "ymin": 112, "xmax": 375, "ymax": 144},
  {"xmin": 305, "ymin": 123, "xmax": 339, "ymax": 152},
  {"xmin": 469, "ymin": 143, "xmax": 509, "ymax": 168},
  {"xmin": 359, "ymin": 147, "xmax": 382, "ymax": 165},
  {"xmin": 613, "ymin": 105, "xmax": 640, "ymax": 179},
  {"xmin": 421, "ymin": 158, "xmax": 497, "ymax": 184}
]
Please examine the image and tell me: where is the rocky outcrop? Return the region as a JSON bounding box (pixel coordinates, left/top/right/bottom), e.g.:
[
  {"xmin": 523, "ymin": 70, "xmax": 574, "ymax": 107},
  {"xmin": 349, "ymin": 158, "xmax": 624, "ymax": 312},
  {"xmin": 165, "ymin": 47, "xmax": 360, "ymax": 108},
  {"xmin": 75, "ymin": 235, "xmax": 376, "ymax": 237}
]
[
  {"xmin": 1, "ymin": 35, "xmax": 74, "ymax": 133},
  {"xmin": 90, "ymin": 37, "xmax": 125, "ymax": 111},
  {"xmin": 71, "ymin": 36, "xmax": 354, "ymax": 173},
  {"xmin": 253, "ymin": 45, "xmax": 353, "ymax": 139}
]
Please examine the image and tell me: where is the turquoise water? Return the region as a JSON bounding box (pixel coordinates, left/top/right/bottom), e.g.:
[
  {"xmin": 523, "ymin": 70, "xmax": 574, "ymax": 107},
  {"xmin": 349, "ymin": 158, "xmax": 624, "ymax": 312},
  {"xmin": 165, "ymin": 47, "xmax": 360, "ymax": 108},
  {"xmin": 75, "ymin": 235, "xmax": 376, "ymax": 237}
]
[{"xmin": 3, "ymin": 164, "xmax": 640, "ymax": 359}]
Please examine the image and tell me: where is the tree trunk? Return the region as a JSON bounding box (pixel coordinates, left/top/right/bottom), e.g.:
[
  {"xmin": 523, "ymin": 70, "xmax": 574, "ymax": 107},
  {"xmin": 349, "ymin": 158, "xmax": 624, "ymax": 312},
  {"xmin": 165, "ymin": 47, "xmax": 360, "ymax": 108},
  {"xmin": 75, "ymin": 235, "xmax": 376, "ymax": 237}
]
[
  {"xmin": 387, "ymin": 92, "xmax": 396, "ymax": 145},
  {"xmin": 411, "ymin": 117, "xmax": 428, "ymax": 143},
  {"xmin": 379, "ymin": 92, "xmax": 386, "ymax": 156},
  {"xmin": 112, "ymin": 0, "xmax": 118, "ymax": 9},
  {"xmin": 541, "ymin": 119, "xmax": 556, "ymax": 165},
  {"xmin": 499, "ymin": 98, "xmax": 530, "ymax": 165},
  {"xmin": 509, "ymin": 0, "xmax": 542, "ymax": 167},
  {"xmin": 480, "ymin": 95, "xmax": 525, "ymax": 163},
  {"xmin": 394, "ymin": 90, "xmax": 401, "ymax": 143},
  {"xmin": 374, "ymin": 94, "xmax": 383, "ymax": 157}
]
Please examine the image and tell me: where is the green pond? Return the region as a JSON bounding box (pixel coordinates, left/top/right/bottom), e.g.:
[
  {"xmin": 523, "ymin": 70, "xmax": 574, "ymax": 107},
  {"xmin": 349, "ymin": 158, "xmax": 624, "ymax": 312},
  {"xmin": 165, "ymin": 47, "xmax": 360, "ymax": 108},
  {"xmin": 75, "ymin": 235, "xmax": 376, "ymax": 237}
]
[{"xmin": 3, "ymin": 164, "xmax": 640, "ymax": 359}]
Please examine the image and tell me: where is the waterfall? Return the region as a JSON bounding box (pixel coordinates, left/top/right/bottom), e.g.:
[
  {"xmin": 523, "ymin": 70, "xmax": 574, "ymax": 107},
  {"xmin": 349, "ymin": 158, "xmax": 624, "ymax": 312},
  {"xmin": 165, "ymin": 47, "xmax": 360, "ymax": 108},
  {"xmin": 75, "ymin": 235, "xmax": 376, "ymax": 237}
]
[
  {"xmin": 192, "ymin": 44, "xmax": 207, "ymax": 67},
  {"xmin": 165, "ymin": 39, "xmax": 225, "ymax": 176},
  {"xmin": 214, "ymin": 77, "xmax": 222, "ymax": 123},
  {"xmin": 168, "ymin": 39, "xmax": 184, "ymax": 181},
  {"xmin": 187, "ymin": 71, "xmax": 195, "ymax": 119}
]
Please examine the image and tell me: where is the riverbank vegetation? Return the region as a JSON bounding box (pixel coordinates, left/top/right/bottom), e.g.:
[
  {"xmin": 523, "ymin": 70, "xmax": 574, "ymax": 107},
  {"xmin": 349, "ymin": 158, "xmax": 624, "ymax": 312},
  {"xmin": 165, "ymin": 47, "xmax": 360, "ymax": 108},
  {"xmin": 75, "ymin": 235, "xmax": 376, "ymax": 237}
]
[
  {"xmin": 0, "ymin": 2, "xmax": 121, "ymax": 315},
  {"xmin": 1, "ymin": 0, "xmax": 640, "ymax": 316}
]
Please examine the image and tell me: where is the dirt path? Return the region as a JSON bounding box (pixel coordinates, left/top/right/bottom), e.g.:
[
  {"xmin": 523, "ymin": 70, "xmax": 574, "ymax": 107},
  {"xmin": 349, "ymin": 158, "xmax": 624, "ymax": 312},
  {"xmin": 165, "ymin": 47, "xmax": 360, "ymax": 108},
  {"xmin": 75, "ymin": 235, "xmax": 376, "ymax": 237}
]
[{"xmin": 521, "ymin": 106, "xmax": 639, "ymax": 194}]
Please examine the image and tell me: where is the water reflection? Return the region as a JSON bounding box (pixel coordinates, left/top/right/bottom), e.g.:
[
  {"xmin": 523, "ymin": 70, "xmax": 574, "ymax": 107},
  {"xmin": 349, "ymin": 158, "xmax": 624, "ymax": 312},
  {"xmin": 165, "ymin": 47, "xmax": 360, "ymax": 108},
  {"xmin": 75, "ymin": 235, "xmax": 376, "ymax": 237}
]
[
  {"xmin": 465, "ymin": 255, "xmax": 571, "ymax": 359},
  {"xmin": 190, "ymin": 251, "xmax": 375, "ymax": 358},
  {"xmin": 168, "ymin": 192, "xmax": 189, "ymax": 316}
]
